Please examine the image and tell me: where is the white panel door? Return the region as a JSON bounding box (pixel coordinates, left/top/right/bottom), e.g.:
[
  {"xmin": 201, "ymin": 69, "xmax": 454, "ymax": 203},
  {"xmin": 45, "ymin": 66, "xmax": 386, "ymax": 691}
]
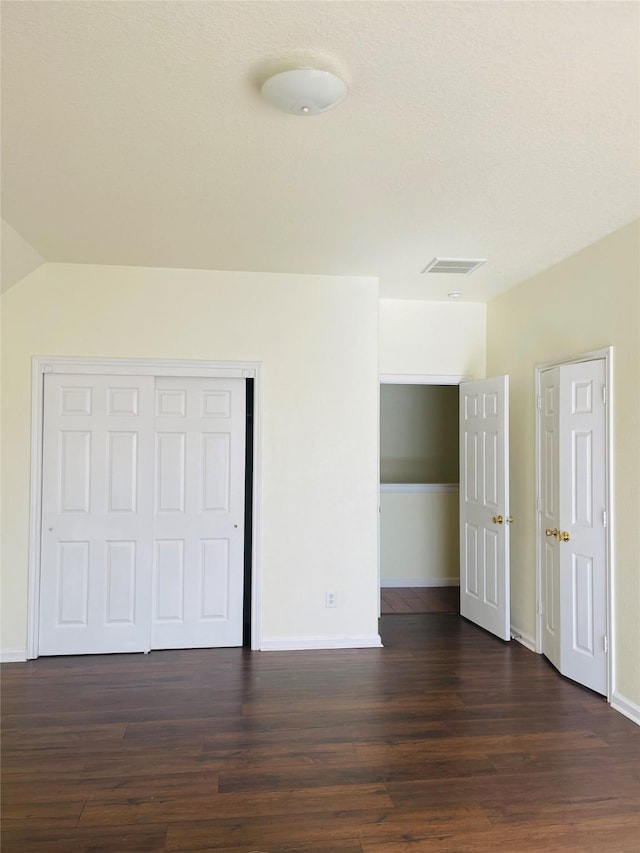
[
  {"xmin": 459, "ymin": 376, "xmax": 510, "ymax": 641},
  {"xmin": 558, "ymin": 360, "xmax": 607, "ymax": 695},
  {"xmin": 540, "ymin": 367, "xmax": 561, "ymax": 670},
  {"xmin": 152, "ymin": 377, "xmax": 246, "ymax": 649},
  {"xmin": 39, "ymin": 374, "xmax": 154, "ymax": 655}
]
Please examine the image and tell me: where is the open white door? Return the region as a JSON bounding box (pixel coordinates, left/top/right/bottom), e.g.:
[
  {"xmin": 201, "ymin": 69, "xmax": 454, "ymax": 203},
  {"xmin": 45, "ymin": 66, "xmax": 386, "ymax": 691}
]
[
  {"xmin": 539, "ymin": 359, "xmax": 607, "ymax": 695},
  {"xmin": 459, "ymin": 376, "xmax": 510, "ymax": 641}
]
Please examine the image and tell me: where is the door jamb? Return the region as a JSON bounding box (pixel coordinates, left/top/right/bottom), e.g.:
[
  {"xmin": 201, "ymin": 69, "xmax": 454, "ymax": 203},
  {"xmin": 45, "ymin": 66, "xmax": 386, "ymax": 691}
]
[
  {"xmin": 27, "ymin": 355, "xmax": 263, "ymax": 658},
  {"xmin": 534, "ymin": 347, "xmax": 613, "ymax": 701}
]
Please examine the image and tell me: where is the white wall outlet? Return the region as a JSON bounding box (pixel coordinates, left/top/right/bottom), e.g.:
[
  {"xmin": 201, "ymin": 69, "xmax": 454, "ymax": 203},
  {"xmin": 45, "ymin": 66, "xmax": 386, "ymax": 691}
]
[{"xmin": 325, "ymin": 591, "xmax": 337, "ymax": 608}]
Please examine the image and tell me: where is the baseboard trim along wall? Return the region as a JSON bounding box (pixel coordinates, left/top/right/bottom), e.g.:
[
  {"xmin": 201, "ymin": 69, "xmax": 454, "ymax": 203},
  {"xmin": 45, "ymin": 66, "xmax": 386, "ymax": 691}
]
[
  {"xmin": 1, "ymin": 650, "xmax": 28, "ymax": 663},
  {"xmin": 611, "ymin": 692, "xmax": 640, "ymax": 726},
  {"xmin": 509, "ymin": 626, "xmax": 537, "ymax": 652},
  {"xmin": 380, "ymin": 579, "xmax": 460, "ymax": 588},
  {"xmin": 260, "ymin": 635, "xmax": 383, "ymax": 651}
]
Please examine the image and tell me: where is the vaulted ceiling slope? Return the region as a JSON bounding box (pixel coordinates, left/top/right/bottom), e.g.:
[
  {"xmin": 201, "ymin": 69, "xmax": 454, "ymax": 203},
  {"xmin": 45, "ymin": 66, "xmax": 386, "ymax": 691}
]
[{"xmin": 1, "ymin": 1, "xmax": 639, "ymax": 301}]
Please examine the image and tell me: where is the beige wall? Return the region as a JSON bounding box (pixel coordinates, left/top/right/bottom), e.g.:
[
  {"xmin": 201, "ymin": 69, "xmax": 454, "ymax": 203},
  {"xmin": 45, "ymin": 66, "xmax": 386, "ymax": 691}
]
[
  {"xmin": 380, "ymin": 384, "xmax": 459, "ymax": 483},
  {"xmin": 380, "ymin": 490, "xmax": 459, "ymax": 584},
  {"xmin": 487, "ymin": 220, "xmax": 640, "ymax": 708},
  {"xmin": 1, "ymin": 263, "xmax": 381, "ymax": 653},
  {"xmin": 379, "ymin": 299, "xmax": 487, "ymax": 377}
]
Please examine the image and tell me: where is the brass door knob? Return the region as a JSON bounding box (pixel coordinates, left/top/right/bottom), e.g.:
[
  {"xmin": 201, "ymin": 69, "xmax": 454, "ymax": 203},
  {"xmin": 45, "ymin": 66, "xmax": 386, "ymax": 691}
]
[
  {"xmin": 560, "ymin": 531, "xmax": 571, "ymax": 542},
  {"xmin": 492, "ymin": 515, "xmax": 504, "ymax": 524},
  {"xmin": 506, "ymin": 516, "xmax": 514, "ymax": 524},
  {"xmin": 546, "ymin": 528, "xmax": 559, "ymax": 538}
]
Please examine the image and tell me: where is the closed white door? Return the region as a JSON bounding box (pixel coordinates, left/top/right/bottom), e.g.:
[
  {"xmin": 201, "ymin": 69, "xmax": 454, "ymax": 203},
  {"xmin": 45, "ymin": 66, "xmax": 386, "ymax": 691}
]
[
  {"xmin": 39, "ymin": 373, "xmax": 247, "ymax": 655},
  {"xmin": 152, "ymin": 377, "xmax": 246, "ymax": 649},
  {"xmin": 540, "ymin": 367, "xmax": 561, "ymax": 670},
  {"xmin": 539, "ymin": 359, "xmax": 607, "ymax": 696},
  {"xmin": 39, "ymin": 375, "xmax": 155, "ymax": 655},
  {"xmin": 459, "ymin": 376, "xmax": 510, "ymax": 641}
]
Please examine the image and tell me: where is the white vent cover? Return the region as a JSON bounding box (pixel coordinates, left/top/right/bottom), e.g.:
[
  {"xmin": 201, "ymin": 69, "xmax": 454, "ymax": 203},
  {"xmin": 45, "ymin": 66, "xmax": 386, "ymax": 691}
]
[{"xmin": 421, "ymin": 257, "xmax": 486, "ymax": 275}]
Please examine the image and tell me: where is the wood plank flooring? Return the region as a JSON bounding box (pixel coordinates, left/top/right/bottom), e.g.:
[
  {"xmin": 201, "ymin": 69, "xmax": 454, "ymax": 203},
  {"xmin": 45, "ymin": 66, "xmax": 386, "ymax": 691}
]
[
  {"xmin": 2, "ymin": 614, "xmax": 639, "ymax": 852},
  {"xmin": 380, "ymin": 587, "xmax": 459, "ymax": 615}
]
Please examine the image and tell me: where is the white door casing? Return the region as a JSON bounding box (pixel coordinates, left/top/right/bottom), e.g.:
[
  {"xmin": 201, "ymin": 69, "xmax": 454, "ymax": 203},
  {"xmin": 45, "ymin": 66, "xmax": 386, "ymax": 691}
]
[
  {"xmin": 152, "ymin": 377, "xmax": 246, "ymax": 649},
  {"xmin": 32, "ymin": 357, "xmax": 259, "ymax": 658},
  {"xmin": 40, "ymin": 374, "xmax": 155, "ymax": 655},
  {"xmin": 459, "ymin": 376, "xmax": 510, "ymax": 641},
  {"xmin": 538, "ymin": 357, "xmax": 608, "ymax": 697}
]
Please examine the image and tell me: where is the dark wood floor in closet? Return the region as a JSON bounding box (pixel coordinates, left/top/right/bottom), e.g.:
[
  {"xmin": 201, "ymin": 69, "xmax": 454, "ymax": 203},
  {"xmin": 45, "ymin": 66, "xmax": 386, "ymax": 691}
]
[
  {"xmin": 380, "ymin": 586, "xmax": 459, "ymax": 615},
  {"xmin": 2, "ymin": 614, "xmax": 639, "ymax": 852}
]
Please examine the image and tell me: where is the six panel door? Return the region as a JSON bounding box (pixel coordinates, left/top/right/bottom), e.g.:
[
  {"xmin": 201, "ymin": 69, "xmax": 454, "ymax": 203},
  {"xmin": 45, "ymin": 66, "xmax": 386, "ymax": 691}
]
[
  {"xmin": 39, "ymin": 375, "xmax": 155, "ymax": 655},
  {"xmin": 558, "ymin": 360, "xmax": 607, "ymax": 695},
  {"xmin": 539, "ymin": 359, "xmax": 607, "ymax": 696},
  {"xmin": 540, "ymin": 367, "xmax": 561, "ymax": 670},
  {"xmin": 459, "ymin": 376, "xmax": 510, "ymax": 641},
  {"xmin": 152, "ymin": 377, "xmax": 246, "ymax": 649}
]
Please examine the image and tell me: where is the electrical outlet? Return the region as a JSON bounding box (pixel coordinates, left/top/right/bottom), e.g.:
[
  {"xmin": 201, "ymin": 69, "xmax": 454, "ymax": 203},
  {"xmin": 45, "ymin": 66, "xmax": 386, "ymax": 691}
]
[{"xmin": 325, "ymin": 591, "xmax": 337, "ymax": 608}]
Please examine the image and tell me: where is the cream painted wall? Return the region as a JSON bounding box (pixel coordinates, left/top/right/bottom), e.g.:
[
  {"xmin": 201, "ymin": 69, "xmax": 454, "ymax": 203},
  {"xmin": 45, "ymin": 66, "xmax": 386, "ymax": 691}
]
[
  {"xmin": 1, "ymin": 263, "xmax": 380, "ymax": 653},
  {"xmin": 379, "ymin": 300, "xmax": 487, "ymax": 377},
  {"xmin": 380, "ymin": 384, "xmax": 459, "ymax": 483},
  {"xmin": 380, "ymin": 490, "xmax": 459, "ymax": 584},
  {"xmin": 487, "ymin": 220, "xmax": 640, "ymax": 708}
]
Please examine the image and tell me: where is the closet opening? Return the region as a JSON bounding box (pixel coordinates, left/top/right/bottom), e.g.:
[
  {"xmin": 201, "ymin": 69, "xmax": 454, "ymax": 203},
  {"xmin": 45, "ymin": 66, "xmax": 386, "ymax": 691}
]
[{"xmin": 379, "ymin": 381, "xmax": 460, "ymax": 617}]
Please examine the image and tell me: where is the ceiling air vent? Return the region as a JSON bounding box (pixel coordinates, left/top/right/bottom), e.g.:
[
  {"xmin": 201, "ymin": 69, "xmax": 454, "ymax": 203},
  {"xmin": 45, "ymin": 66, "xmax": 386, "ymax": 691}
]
[{"xmin": 421, "ymin": 257, "xmax": 486, "ymax": 275}]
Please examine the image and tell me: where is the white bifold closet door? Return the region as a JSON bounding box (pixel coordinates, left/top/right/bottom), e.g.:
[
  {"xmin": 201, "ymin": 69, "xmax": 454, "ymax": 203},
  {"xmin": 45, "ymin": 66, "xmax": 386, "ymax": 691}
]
[{"xmin": 39, "ymin": 373, "xmax": 245, "ymax": 656}]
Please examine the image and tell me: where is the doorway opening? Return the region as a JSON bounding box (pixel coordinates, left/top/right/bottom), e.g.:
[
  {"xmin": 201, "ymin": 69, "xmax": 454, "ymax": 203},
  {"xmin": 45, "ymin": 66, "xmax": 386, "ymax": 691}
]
[{"xmin": 378, "ymin": 374, "xmax": 466, "ymax": 617}]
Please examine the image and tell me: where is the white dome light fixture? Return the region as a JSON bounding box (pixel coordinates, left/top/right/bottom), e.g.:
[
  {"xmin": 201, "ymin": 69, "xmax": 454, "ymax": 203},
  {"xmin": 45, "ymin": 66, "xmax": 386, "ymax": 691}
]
[{"xmin": 261, "ymin": 68, "xmax": 348, "ymax": 116}]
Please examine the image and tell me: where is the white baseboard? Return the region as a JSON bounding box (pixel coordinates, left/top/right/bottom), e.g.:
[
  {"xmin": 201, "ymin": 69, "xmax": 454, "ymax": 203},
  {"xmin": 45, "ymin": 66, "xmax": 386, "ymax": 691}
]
[
  {"xmin": 509, "ymin": 626, "xmax": 537, "ymax": 652},
  {"xmin": 260, "ymin": 635, "xmax": 383, "ymax": 651},
  {"xmin": 380, "ymin": 578, "xmax": 460, "ymax": 588},
  {"xmin": 1, "ymin": 650, "xmax": 27, "ymax": 663},
  {"xmin": 611, "ymin": 691, "xmax": 640, "ymax": 726}
]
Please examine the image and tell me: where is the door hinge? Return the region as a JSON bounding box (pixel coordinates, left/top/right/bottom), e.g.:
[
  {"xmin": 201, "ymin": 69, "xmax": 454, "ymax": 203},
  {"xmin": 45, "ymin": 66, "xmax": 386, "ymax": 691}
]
[
  {"xmin": 602, "ymin": 509, "xmax": 607, "ymax": 528},
  {"xmin": 603, "ymin": 635, "xmax": 608, "ymax": 654},
  {"xmin": 537, "ymin": 497, "xmax": 543, "ymax": 514},
  {"xmin": 602, "ymin": 385, "xmax": 607, "ymax": 404},
  {"xmin": 537, "ymin": 601, "xmax": 543, "ymax": 616},
  {"xmin": 537, "ymin": 395, "xmax": 543, "ymax": 411}
]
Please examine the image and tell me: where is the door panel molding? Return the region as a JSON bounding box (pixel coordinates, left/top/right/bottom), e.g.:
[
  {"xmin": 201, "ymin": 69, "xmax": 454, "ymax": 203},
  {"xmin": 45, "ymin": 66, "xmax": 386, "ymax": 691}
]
[
  {"xmin": 28, "ymin": 356, "xmax": 263, "ymax": 658},
  {"xmin": 534, "ymin": 346, "xmax": 613, "ymax": 701}
]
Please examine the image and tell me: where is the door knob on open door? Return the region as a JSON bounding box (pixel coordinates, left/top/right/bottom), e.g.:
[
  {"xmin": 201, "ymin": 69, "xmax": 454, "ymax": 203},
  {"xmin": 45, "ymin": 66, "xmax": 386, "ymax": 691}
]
[
  {"xmin": 492, "ymin": 515, "xmax": 504, "ymax": 524},
  {"xmin": 560, "ymin": 531, "xmax": 571, "ymax": 542},
  {"xmin": 506, "ymin": 516, "xmax": 514, "ymax": 524},
  {"xmin": 546, "ymin": 528, "xmax": 559, "ymax": 538}
]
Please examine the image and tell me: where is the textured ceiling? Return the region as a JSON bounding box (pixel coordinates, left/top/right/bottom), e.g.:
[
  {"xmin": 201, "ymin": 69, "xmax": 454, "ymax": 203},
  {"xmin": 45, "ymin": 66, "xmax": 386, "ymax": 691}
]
[{"xmin": 2, "ymin": 1, "xmax": 639, "ymax": 301}]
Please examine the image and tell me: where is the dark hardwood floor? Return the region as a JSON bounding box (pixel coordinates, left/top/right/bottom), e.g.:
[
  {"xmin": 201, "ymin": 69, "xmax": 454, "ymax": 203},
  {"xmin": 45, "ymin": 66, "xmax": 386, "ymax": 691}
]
[
  {"xmin": 2, "ymin": 614, "xmax": 639, "ymax": 852},
  {"xmin": 380, "ymin": 587, "xmax": 459, "ymax": 615}
]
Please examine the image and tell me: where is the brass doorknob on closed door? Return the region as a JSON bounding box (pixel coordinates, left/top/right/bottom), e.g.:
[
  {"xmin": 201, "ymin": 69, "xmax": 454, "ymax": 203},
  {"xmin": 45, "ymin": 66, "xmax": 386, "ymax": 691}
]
[
  {"xmin": 492, "ymin": 515, "xmax": 504, "ymax": 524},
  {"xmin": 560, "ymin": 531, "xmax": 571, "ymax": 542}
]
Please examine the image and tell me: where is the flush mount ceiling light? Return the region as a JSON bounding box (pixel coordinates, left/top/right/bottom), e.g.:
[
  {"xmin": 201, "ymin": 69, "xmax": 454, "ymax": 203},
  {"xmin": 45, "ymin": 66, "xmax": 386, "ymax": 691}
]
[
  {"xmin": 448, "ymin": 291, "xmax": 463, "ymax": 300},
  {"xmin": 261, "ymin": 68, "xmax": 348, "ymax": 116}
]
